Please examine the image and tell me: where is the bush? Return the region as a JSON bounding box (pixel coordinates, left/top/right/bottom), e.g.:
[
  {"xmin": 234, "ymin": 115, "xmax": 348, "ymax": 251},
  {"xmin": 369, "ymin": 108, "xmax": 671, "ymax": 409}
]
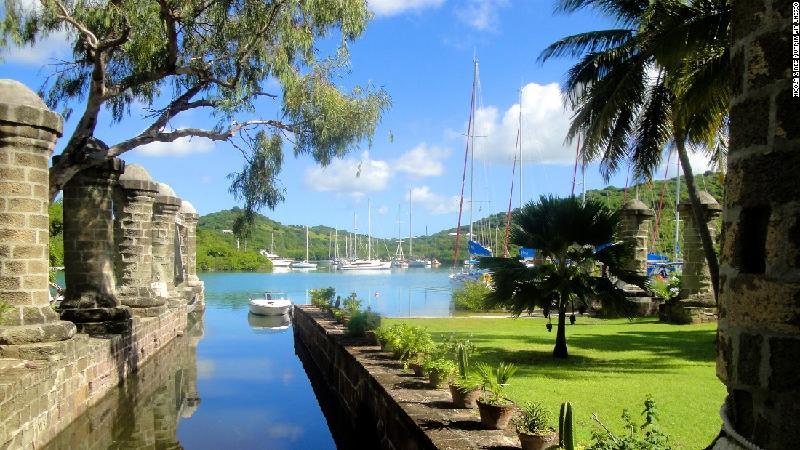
[
  {"xmin": 515, "ymin": 401, "xmax": 553, "ymax": 435},
  {"xmin": 310, "ymin": 287, "xmax": 336, "ymax": 310},
  {"xmin": 342, "ymin": 292, "xmax": 362, "ymax": 313},
  {"xmin": 347, "ymin": 309, "xmax": 382, "ymax": 337},
  {"xmin": 586, "ymin": 396, "xmax": 672, "ymax": 450},
  {"xmin": 452, "ymin": 281, "xmax": 493, "ymax": 312}
]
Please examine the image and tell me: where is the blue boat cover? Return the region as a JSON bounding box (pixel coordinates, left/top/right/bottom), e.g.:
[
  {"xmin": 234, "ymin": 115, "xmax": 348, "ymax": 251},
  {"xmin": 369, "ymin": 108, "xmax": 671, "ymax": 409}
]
[
  {"xmin": 519, "ymin": 248, "xmax": 536, "ymax": 259},
  {"xmin": 647, "ymin": 252, "xmax": 669, "ymax": 261},
  {"xmin": 468, "ymin": 240, "xmax": 492, "ymax": 257},
  {"xmin": 594, "ymin": 242, "xmax": 614, "ymax": 253}
]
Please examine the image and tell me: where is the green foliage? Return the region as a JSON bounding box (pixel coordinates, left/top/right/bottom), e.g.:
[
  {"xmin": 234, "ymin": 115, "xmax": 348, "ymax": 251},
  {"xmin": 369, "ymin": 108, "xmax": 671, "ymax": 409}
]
[
  {"xmin": 0, "ymin": 300, "xmax": 12, "ymax": 325},
  {"xmin": 647, "ymin": 274, "xmax": 680, "ymax": 302},
  {"xmin": 480, "ymin": 196, "xmax": 643, "ymax": 358},
  {"xmin": 342, "ymin": 292, "xmax": 362, "ymax": 314},
  {"xmin": 346, "ymin": 309, "xmax": 382, "ymax": 337},
  {"xmin": 587, "ymin": 396, "xmax": 672, "ymax": 450},
  {"xmin": 452, "ymin": 281, "xmax": 494, "ymax": 312},
  {"xmin": 48, "ymin": 200, "xmax": 64, "ymax": 267},
  {"xmin": 375, "ymin": 323, "xmax": 435, "ymax": 364},
  {"xmin": 515, "ymin": 401, "xmax": 554, "ymax": 436},
  {"xmin": 196, "ymin": 229, "xmax": 272, "ymax": 272},
  {"xmin": 3, "ymin": 0, "xmax": 389, "ymax": 215},
  {"xmin": 560, "ymin": 402, "xmax": 576, "ymax": 450},
  {"xmin": 476, "ymin": 362, "xmax": 518, "ymax": 406},
  {"xmin": 422, "ymin": 357, "xmax": 456, "ymax": 377},
  {"xmin": 310, "ymin": 287, "xmax": 336, "ymax": 310}
]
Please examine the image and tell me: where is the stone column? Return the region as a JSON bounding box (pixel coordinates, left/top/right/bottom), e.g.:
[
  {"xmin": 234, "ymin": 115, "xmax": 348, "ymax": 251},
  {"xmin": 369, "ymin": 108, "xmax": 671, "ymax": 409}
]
[
  {"xmin": 0, "ymin": 79, "xmax": 75, "ymax": 358},
  {"xmin": 114, "ymin": 164, "xmax": 167, "ymax": 317},
  {"xmin": 618, "ymin": 199, "xmax": 655, "ymax": 277},
  {"xmin": 152, "ymin": 183, "xmax": 182, "ymax": 307},
  {"xmin": 179, "ymin": 201, "xmax": 204, "ymax": 311},
  {"xmin": 678, "ymin": 191, "xmax": 721, "ymax": 303},
  {"xmin": 59, "ymin": 158, "xmax": 131, "ymax": 334},
  {"xmin": 712, "ymin": 1, "xmax": 798, "ymax": 448}
]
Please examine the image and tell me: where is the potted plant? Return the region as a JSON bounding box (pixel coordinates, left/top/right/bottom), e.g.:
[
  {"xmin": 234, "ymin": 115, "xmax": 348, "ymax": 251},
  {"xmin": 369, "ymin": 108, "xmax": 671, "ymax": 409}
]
[
  {"xmin": 515, "ymin": 402, "xmax": 558, "ymax": 450},
  {"xmin": 346, "ymin": 308, "xmax": 382, "ymax": 341},
  {"xmin": 447, "ymin": 337, "xmax": 482, "ymax": 408},
  {"xmin": 423, "ymin": 357, "xmax": 455, "ymax": 388},
  {"xmin": 476, "ymin": 362, "xmax": 518, "ymax": 430}
]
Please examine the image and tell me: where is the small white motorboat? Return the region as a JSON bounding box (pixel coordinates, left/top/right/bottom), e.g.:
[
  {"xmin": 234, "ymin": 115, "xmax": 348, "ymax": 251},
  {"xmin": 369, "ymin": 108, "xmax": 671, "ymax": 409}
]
[{"xmin": 249, "ymin": 291, "xmax": 293, "ymax": 316}]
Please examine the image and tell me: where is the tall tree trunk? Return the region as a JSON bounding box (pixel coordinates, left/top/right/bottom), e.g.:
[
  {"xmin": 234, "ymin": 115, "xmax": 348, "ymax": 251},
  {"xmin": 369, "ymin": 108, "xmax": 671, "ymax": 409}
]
[
  {"xmin": 553, "ymin": 297, "xmax": 569, "ymax": 359},
  {"xmin": 675, "ymin": 139, "xmax": 720, "ymax": 303}
]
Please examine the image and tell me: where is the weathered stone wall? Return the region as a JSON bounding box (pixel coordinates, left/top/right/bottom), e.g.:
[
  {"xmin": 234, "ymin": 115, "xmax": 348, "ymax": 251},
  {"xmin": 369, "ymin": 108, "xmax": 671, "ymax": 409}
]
[
  {"xmin": 679, "ymin": 192, "xmax": 721, "ymax": 303},
  {"xmin": 618, "ymin": 199, "xmax": 654, "ymax": 276},
  {"xmin": 0, "ymin": 306, "xmax": 189, "ymax": 448},
  {"xmin": 712, "ymin": 0, "xmax": 798, "ymax": 448},
  {"xmin": 293, "ymin": 305, "xmax": 519, "ymax": 450}
]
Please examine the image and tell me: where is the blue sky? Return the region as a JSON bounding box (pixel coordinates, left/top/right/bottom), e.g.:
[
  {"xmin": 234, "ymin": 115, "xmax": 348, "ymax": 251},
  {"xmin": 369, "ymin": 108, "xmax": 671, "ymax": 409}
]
[{"xmin": 2, "ymin": 0, "xmax": 704, "ymax": 239}]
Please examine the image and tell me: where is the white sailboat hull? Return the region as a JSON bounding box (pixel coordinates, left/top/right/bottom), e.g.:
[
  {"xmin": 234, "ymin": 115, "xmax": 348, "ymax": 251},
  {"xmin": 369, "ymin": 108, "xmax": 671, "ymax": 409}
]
[
  {"xmin": 338, "ymin": 259, "xmax": 392, "ymax": 270},
  {"xmin": 291, "ymin": 261, "xmax": 317, "ymax": 269},
  {"xmin": 270, "ymin": 258, "xmax": 293, "ymax": 267}
]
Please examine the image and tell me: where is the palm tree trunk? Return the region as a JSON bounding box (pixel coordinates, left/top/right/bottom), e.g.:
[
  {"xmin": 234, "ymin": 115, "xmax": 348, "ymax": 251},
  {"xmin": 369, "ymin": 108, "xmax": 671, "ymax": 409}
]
[
  {"xmin": 553, "ymin": 296, "xmax": 569, "ymax": 359},
  {"xmin": 675, "ymin": 139, "xmax": 720, "ymax": 303}
]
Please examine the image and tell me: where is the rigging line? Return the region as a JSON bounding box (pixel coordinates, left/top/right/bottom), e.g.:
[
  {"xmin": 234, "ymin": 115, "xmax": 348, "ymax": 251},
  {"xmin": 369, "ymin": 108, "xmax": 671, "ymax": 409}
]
[
  {"xmin": 651, "ymin": 147, "xmax": 674, "ymax": 251},
  {"xmin": 504, "ymin": 153, "xmax": 517, "ymax": 258},
  {"xmin": 453, "ymin": 60, "xmax": 478, "ymax": 269},
  {"xmin": 622, "ymin": 163, "xmax": 632, "ymax": 204}
]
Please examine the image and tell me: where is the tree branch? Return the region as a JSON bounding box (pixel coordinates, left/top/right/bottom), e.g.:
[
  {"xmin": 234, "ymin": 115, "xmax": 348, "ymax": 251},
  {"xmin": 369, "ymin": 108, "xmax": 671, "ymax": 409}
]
[{"xmin": 46, "ymin": 0, "xmax": 98, "ymax": 49}]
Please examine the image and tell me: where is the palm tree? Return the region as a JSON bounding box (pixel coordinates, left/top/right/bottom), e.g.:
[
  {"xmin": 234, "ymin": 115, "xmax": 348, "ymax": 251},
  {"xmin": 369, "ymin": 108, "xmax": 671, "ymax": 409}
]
[
  {"xmin": 538, "ymin": 0, "xmax": 730, "ymax": 302},
  {"xmin": 479, "ymin": 196, "xmax": 644, "ymax": 359}
]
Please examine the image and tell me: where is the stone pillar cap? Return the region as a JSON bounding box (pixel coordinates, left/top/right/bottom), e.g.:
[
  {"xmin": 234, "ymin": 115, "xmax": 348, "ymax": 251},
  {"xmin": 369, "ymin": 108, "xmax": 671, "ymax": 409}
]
[
  {"xmin": 679, "ymin": 191, "xmax": 721, "ymax": 211},
  {"xmin": 155, "ymin": 182, "xmax": 181, "ymax": 206},
  {"xmin": 620, "ymin": 198, "xmax": 654, "ymax": 215},
  {"xmin": 179, "ymin": 200, "xmax": 197, "ymax": 215},
  {"xmin": 0, "ymin": 79, "xmax": 63, "ymax": 134},
  {"xmin": 119, "ymin": 163, "xmax": 158, "ymax": 192}
]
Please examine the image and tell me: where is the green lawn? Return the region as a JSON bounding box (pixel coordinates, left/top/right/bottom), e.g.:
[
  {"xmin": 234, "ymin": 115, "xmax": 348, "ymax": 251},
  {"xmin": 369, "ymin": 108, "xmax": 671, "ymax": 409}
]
[{"xmin": 386, "ymin": 316, "xmax": 725, "ymax": 449}]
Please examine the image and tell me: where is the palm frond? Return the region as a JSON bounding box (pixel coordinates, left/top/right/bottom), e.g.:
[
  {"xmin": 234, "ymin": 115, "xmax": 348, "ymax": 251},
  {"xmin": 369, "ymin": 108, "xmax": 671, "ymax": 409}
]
[{"xmin": 538, "ymin": 29, "xmax": 635, "ymax": 63}]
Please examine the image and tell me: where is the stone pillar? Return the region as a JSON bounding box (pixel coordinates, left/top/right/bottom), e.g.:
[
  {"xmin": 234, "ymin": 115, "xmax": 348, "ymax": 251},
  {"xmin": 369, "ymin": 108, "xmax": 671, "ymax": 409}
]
[
  {"xmin": 0, "ymin": 79, "xmax": 75, "ymax": 358},
  {"xmin": 678, "ymin": 191, "xmax": 721, "ymax": 303},
  {"xmin": 114, "ymin": 164, "xmax": 167, "ymax": 317},
  {"xmin": 712, "ymin": 1, "xmax": 798, "ymax": 448},
  {"xmin": 59, "ymin": 158, "xmax": 131, "ymax": 334},
  {"xmin": 618, "ymin": 199, "xmax": 655, "ymax": 277},
  {"xmin": 152, "ymin": 183, "xmax": 182, "ymax": 307},
  {"xmin": 179, "ymin": 200, "xmax": 204, "ymax": 311}
]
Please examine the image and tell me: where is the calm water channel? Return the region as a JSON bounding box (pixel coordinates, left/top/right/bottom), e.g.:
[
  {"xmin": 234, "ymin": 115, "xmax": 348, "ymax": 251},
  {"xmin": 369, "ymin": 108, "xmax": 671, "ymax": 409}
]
[{"xmin": 45, "ymin": 268, "xmax": 455, "ymax": 449}]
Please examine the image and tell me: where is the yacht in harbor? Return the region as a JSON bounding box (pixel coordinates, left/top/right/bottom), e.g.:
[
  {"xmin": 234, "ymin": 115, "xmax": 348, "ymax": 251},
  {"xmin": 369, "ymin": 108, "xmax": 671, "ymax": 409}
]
[{"xmin": 291, "ymin": 226, "xmax": 318, "ymax": 270}]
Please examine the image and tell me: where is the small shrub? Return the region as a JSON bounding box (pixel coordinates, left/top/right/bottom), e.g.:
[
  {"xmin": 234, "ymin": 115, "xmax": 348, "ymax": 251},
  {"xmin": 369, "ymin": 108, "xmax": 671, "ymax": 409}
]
[
  {"xmin": 515, "ymin": 401, "xmax": 553, "ymax": 435},
  {"xmin": 586, "ymin": 395, "xmax": 672, "ymax": 450},
  {"xmin": 423, "ymin": 357, "xmax": 456, "ymax": 375},
  {"xmin": 647, "ymin": 275, "xmax": 680, "ymax": 302},
  {"xmin": 310, "ymin": 287, "xmax": 336, "ymax": 310},
  {"xmin": 342, "ymin": 292, "xmax": 362, "ymax": 314},
  {"xmin": 452, "ymin": 281, "xmax": 493, "ymax": 312},
  {"xmin": 477, "ymin": 362, "xmax": 517, "ymax": 406},
  {"xmin": 347, "ymin": 309, "xmax": 382, "ymax": 337}
]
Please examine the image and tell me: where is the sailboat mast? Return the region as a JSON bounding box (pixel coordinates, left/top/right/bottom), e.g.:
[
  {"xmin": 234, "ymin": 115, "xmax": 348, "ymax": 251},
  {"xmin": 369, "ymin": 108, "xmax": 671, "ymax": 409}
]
[
  {"xmin": 335, "ymin": 229, "xmax": 338, "ymax": 260},
  {"xmin": 518, "ymin": 86, "xmax": 523, "ymax": 209},
  {"xmin": 354, "ymin": 212, "xmax": 358, "ymax": 259},
  {"xmin": 305, "ymin": 225, "xmax": 309, "ymax": 261},
  {"xmin": 409, "ymin": 189, "xmax": 413, "ymax": 257},
  {"xmin": 469, "ymin": 59, "xmax": 478, "ymax": 244},
  {"xmin": 674, "ymin": 158, "xmax": 682, "ymax": 260},
  {"xmin": 270, "ymin": 232, "xmax": 274, "ymax": 254},
  {"xmin": 368, "ymin": 199, "xmax": 372, "ymax": 260}
]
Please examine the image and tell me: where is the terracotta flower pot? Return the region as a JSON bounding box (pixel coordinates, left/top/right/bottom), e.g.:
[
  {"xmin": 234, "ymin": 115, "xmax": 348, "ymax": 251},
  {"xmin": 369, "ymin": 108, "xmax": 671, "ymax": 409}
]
[
  {"xmin": 449, "ymin": 384, "xmax": 481, "ymax": 408},
  {"xmin": 428, "ymin": 370, "xmax": 449, "ymax": 388},
  {"xmin": 409, "ymin": 362, "xmax": 426, "ymax": 377},
  {"xmin": 476, "ymin": 399, "xmax": 515, "ymax": 430},
  {"xmin": 518, "ymin": 431, "xmax": 557, "ymax": 450}
]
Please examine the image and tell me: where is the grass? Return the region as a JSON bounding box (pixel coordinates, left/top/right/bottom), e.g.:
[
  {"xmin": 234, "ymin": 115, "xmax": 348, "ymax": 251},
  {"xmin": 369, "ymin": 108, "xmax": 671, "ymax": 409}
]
[{"xmin": 386, "ymin": 316, "xmax": 725, "ymax": 449}]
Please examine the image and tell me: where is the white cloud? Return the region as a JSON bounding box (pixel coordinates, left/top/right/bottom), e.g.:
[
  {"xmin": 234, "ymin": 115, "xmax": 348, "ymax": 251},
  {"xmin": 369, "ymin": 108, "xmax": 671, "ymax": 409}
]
[
  {"xmin": 406, "ymin": 186, "xmax": 461, "ymax": 215},
  {"xmin": 470, "ymin": 82, "xmax": 575, "ymax": 165},
  {"xmin": 368, "ymin": 0, "xmax": 445, "ymax": 16},
  {"xmin": 393, "ymin": 143, "xmax": 450, "ymax": 177},
  {"xmin": 455, "ymin": 0, "xmax": 508, "ymax": 31},
  {"xmin": 658, "ymin": 148, "xmax": 716, "ymax": 177},
  {"xmin": 377, "ymin": 205, "xmax": 389, "ymax": 215},
  {"xmin": 136, "ymin": 136, "xmax": 215, "ymax": 157},
  {"xmin": 305, "ymin": 151, "xmax": 391, "ymax": 196},
  {"xmin": 1, "ymin": 31, "xmax": 71, "ymax": 65}
]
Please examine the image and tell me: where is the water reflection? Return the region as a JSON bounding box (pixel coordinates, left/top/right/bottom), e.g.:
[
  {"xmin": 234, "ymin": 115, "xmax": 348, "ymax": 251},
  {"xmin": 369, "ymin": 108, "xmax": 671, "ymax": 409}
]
[
  {"xmin": 44, "ymin": 312, "xmax": 204, "ymax": 450},
  {"xmin": 248, "ymin": 313, "xmax": 291, "ymax": 333}
]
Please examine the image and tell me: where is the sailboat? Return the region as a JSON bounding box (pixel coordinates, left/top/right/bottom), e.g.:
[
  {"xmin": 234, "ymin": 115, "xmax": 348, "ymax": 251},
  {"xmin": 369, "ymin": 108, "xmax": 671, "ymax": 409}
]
[
  {"xmin": 450, "ymin": 58, "xmax": 493, "ymax": 285},
  {"xmin": 261, "ymin": 232, "xmax": 293, "ymax": 268},
  {"xmin": 406, "ymin": 189, "xmax": 430, "ymax": 268},
  {"xmin": 338, "ymin": 199, "xmax": 391, "ymax": 271},
  {"xmin": 291, "ymin": 226, "xmax": 317, "ymax": 270}
]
